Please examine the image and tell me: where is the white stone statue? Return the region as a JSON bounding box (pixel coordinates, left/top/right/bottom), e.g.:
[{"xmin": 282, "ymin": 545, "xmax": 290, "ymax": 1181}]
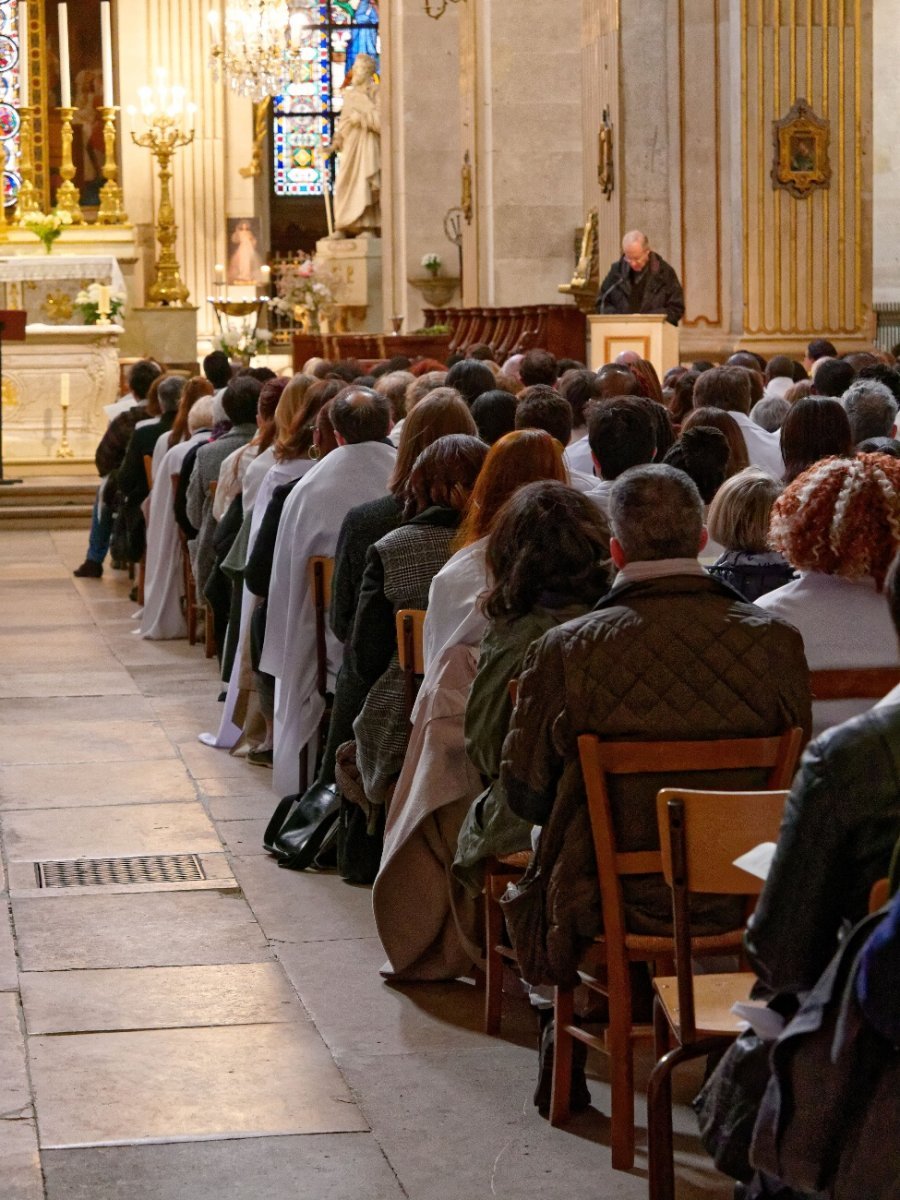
[{"xmin": 329, "ymin": 53, "xmax": 381, "ymax": 238}]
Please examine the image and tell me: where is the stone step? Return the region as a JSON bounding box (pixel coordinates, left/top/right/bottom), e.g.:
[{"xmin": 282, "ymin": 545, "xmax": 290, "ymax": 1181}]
[
  {"xmin": 0, "ymin": 504, "xmax": 93, "ymax": 530},
  {"xmin": 0, "ymin": 484, "xmax": 97, "ymax": 508}
]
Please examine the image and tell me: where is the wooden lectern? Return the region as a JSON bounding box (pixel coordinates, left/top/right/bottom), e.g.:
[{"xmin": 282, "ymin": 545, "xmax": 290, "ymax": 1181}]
[
  {"xmin": 588, "ymin": 313, "xmax": 680, "ymax": 379},
  {"xmin": 0, "ymin": 309, "xmax": 27, "ymax": 485}
]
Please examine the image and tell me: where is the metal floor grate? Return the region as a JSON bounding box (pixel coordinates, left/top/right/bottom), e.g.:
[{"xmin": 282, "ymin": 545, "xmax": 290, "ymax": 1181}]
[{"xmin": 35, "ymin": 854, "xmax": 207, "ymax": 889}]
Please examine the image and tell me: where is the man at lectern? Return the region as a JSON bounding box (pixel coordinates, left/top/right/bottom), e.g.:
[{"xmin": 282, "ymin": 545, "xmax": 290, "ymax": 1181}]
[{"xmin": 595, "ymin": 230, "xmax": 685, "ymax": 326}]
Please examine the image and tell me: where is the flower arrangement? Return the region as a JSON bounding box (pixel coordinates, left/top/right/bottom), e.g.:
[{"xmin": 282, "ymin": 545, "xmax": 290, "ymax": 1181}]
[
  {"xmin": 421, "ymin": 252, "xmax": 442, "ymax": 278},
  {"xmin": 218, "ymin": 328, "xmax": 272, "ymax": 364},
  {"xmin": 270, "ymin": 253, "xmax": 339, "ymax": 333},
  {"xmin": 74, "ymin": 283, "xmax": 127, "ymax": 326},
  {"xmin": 23, "ymin": 209, "xmax": 73, "ymax": 253}
]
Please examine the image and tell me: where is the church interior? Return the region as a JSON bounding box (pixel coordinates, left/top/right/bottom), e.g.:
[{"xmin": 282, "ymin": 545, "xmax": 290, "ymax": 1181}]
[{"xmin": 1, "ymin": 3, "xmax": 898, "ymax": 1199}]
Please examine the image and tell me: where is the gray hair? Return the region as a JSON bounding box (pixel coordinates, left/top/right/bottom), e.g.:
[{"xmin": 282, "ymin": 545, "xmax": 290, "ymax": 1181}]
[
  {"xmin": 188, "ymin": 394, "xmax": 216, "ymax": 433},
  {"xmin": 841, "ymin": 378, "xmax": 898, "ymax": 443},
  {"xmin": 750, "ymin": 395, "xmax": 790, "ymax": 433},
  {"xmin": 157, "ymin": 375, "xmax": 186, "ymax": 413},
  {"xmin": 609, "ymin": 464, "xmax": 704, "ymax": 562},
  {"xmin": 406, "ymin": 370, "xmax": 448, "ymax": 413},
  {"xmin": 622, "ymin": 229, "xmax": 649, "ymax": 251},
  {"xmin": 374, "ymin": 370, "xmax": 416, "ymax": 420}
]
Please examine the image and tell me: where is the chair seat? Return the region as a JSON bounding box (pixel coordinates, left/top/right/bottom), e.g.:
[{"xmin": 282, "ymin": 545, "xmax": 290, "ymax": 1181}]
[{"xmin": 654, "ymin": 972, "xmax": 758, "ymax": 1036}]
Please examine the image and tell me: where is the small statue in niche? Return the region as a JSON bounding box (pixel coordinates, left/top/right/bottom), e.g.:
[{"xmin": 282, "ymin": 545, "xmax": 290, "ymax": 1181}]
[{"xmin": 329, "ymin": 53, "xmax": 381, "ymax": 238}]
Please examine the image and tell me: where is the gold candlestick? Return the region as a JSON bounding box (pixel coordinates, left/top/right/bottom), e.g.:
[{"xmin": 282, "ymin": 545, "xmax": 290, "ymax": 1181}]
[
  {"xmin": 56, "ymin": 406, "xmax": 74, "ymax": 459},
  {"xmin": 97, "ymin": 105, "xmax": 129, "ymax": 225},
  {"xmin": 13, "ymin": 106, "xmax": 41, "ymax": 225},
  {"xmin": 54, "ymin": 106, "xmax": 84, "ymax": 224},
  {"xmin": 131, "ymin": 116, "xmax": 194, "ymax": 306}
]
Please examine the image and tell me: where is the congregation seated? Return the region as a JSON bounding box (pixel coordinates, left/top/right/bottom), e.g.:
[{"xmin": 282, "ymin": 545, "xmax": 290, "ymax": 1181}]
[
  {"xmin": 756, "ymin": 453, "xmax": 900, "ymax": 731},
  {"xmin": 693, "ymin": 365, "xmax": 784, "ymax": 479},
  {"xmin": 681, "ymin": 405, "xmax": 751, "ymax": 477},
  {"xmin": 260, "ymin": 387, "xmax": 398, "ymax": 795},
  {"xmin": 514, "ymin": 385, "xmax": 601, "ymax": 496},
  {"xmin": 749, "ymin": 394, "xmax": 790, "ymax": 432},
  {"xmin": 151, "ymin": 374, "xmax": 214, "ymax": 480},
  {"xmin": 583, "ymin": 394, "xmax": 657, "ymax": 512},
  {"xmin": 706, "ymin": 467, "xmax": 795, "ymax": 601},
  {"xmin": 454, "ymin": 481, "xmax": 612, "ymax": 897},
  {"xmin": 779, "ymin": 395, "xmax": 853, "ymax": 483},
  {"xmin": 811, "ymin": 355, "xmax": 855, "ymax": 397},
  {"xmin": 841, "ymin": 375, "xmax": 898, "ymax": 450},
  {"xmin": 389, "ymin": 369, "xmax": 448, "ymax": 446},
  {"xmin": 423, "ymin": 429, "xmax": 568, "ymax": 674},
  {"xmin": 470, "ymin": 390, "xmax": 517, "ymax": 444}
]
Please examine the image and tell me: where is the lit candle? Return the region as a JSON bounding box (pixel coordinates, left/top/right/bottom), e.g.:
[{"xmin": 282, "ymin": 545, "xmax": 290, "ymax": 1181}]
[
  {"xmin": 214, "ymin": 264, "xmax": 225, "ymax": 284},
  {"xmin": 18, "ymin": 1, "xmax": 28, "ymax": 108},
  {"xmin": 97, "ymin": 285, "xmax": 111, "ymax": 316},
  {"xmin": 100, "ymin": 1, "xmax": 113, "ymax": 107},
  {"xmin": 57, "ymin": 3, "xmax": 71, "ymax": 108},
  {"xmin": 60, "ymin": 373, "xmax": 70, "ymax": 409}
]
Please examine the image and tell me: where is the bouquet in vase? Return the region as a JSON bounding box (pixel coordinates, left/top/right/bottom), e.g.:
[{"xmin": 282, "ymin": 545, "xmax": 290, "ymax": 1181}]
[
  {"xmin": 23, "ymin": 209, "xmax": 73, "ymax": 252},
  {"xmin": 74, "ymin": 283, "xmax": 127, "ymax": 326},
  {"xmin": 270, "ymin": 254, "xmax": 339, "ymax": 333},
  {"xmin": 218, "ymin": 328, "xmax": 273, "ymax": 364}
]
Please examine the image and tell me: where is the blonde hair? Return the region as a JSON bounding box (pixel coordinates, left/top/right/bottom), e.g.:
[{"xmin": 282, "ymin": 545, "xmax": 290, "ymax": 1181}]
[{"xmin": 707, "ymin": 467, "xmax": 782, "ymax": 553}]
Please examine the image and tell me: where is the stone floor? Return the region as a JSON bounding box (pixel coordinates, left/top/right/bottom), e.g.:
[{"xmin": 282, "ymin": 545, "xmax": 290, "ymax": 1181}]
[{"xmin": 0, "ymin": 529, "xmax": 733, "ymax": 1199}]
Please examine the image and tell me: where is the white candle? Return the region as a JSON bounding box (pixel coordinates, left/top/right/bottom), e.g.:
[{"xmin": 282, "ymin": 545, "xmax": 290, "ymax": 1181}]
[
  {"xmin": 60, "ymin": 373, "xmax": 70, "ymax": 409},
  {"xmin": 100, "ymin": 1, "xmax": 113, "ymax": 107},
  {"xmin": 18, "ymin": 1, "xmax": 28, "ymax": 108},
  {"xmin": 97, "ymin": 285, "xmax": 111, "ymax": 315},
  {"xmin": 214, "ymin": 264, "xmax": 225, "ymax": 283},
  {"xmin": 57, "ymin": 3, "xmax": 71, "ymax": 108}
]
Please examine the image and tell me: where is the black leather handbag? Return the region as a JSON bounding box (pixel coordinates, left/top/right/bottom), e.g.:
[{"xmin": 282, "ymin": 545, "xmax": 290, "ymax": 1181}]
[{"xmin": 263, "ymin": 782, "xmax": 341, "ymax": 870}]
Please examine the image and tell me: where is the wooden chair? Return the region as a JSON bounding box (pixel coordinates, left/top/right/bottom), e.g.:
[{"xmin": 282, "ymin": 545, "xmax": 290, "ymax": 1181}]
[
  {"xmin": 810, "ymin": 667, "xmax": 900, "ymax": 700},
  {"xmin": 646, "ymin": 788, "xmax": 789, "ymax": 1200},
  {"xmin": 137, "ymin": 455, "xmax": 153, "ymax": 606},
  {"xmin": 870, "ymin": 877, "xmax": 891, "ymax": 912},
  {"xmin": 549, "ymin": 728, "xmax": 804, "ymax": 1173},
  {"xmin": 304, "ymin": 555, "xmax": 335, "ymax": 785},
  {"xmin": 396, "ymin": 608, "xmax": 426, "ymax": 723},
  {"xmin": 171, "ymin": 474, "xmax": 200, "ymax": 645},
  {"xmin": 204, "ymin": 481, "xmax": 218, "ymax": 658}
]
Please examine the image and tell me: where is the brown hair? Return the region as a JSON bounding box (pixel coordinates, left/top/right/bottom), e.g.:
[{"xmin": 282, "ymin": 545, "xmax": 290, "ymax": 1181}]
[
  {"xmin": 770, "ymin": 453, "xmax": 900, "ymax": 587},
  {"xmin": 388, "ymin": 388, "xmax": 475, "ymax": 495},
  {"xmin": 780, "ymin": 396, "xmax": 854, "ymax": 483},
  {"xmin": 455, "ymin": 428, "xmax": 568, "ymax": 548},
  {"xmin": 784, "ymin": 380, "xmax": 814, "ymax": 405},
  {"xmin": 693, "ymin": 365, "xmax": 753, "ymax": 415},
  {"xmin": 628, "ymin": 358, "xmax": 664, "ymax": 405},
  {"xmin": 167, "ymin": 375, "xmax": 214, "ymax": 448},
  {"xmin": 707, "ymin": 466, "xmax": 783, "ymax": 553},
  {"xmin": 249, "ymin": 377, "xmax": 291, "ymax": 454},
  {"xmin": 681, "ymin": 406, "xmax": 750, "ymax": 476},
  {"xmin": 270, "ymin": 375, "xmax": 319, "ymax": 460},
  {"xmin": 403, "ymin": 434, "xmax": 488, "ymax": 519}
]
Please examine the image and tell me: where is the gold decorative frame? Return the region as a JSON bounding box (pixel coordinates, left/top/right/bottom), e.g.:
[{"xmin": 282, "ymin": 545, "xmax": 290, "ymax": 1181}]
[
  {"xmin": 598, "ymin": 107, "xmax": 614, "ymax": 199},
  {"xmin": 772, "ymin": 98, "xmax": 830, "ymax": 200}
]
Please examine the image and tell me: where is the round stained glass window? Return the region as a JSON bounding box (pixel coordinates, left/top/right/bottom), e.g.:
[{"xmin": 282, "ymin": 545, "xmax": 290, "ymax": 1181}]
[
  {"xmin": 0, "ymin": 34, "xmax": 18, "ymax": 73},
  {"xmin": 0, "ymin": 102, "xmax": 20, "ymax": 140}
]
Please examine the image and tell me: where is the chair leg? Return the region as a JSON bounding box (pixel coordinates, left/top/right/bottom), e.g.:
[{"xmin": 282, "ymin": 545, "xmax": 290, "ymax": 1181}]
[
  {"xmin": 646, "ymin": 1049, "xmax": 678, "ymax": 1200},
  {"xmin": 653, "ymin": 994, "xmax": 671, "ymax": 1061},
  {"xmin": 204, "ymin": 601, "xmax": 216, "ymax": 658},
  {"xmin": 608, "ymin": 999, "xmax": 636, "ymax": 1171},
  {"xmin": 549, "ymin": 987, "xmax": 575, "ymax": 1126},
  {"xmin": 137, "ymin": 553, "xmax": 146, "ymax": 606},
  {"xmin": 484, "ymin": 882, "xmax": 504, "ymax": 1035}
]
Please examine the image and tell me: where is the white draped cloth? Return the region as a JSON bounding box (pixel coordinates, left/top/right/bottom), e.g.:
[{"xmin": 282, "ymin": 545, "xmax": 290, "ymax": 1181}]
[
  {"xmin": 242, "ymin": 445, "xmax": 277, "ymax": 515},
  {"xmin": 201, "ymin": 454, "xmax": 321, "ymax": 751},
  {"xmin": 260, "ymin": 440, "xmax": 397, "ymax": 796},
  {"xmin": 140, "ymin": 431, "xmax": 211, "ymax": 640},
  {"xmin": 214, "ymin": 443, "xmax": 258, "ymax": 520}
]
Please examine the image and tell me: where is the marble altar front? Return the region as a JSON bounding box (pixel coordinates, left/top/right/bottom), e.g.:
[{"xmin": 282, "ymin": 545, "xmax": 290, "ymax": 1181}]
[
  {"xmin": 2, "ymin": 325, "xmax": 122, "ymax": 464},
  {"xmin": 0, "ymin": 255, "xmax": 127, "ymax": 327}
]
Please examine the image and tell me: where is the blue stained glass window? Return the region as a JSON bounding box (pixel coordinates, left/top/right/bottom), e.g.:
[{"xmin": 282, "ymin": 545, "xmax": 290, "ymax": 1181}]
[
  {"xmin": 273, "ymin": 0, "xmax": 379, "ymax": 198},
  {"xmin": 0, "ymin": 0, "xmax": 23, "ymax": 208}
]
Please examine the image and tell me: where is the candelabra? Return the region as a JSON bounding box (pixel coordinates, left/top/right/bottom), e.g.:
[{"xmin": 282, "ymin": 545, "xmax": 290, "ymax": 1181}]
[
  {"xmin": 12, "ymin": 107, "xmax": 41, "ymax": 225},
  {"xmin": 97, "ymin": 106, "xmax": 129, "ymax": 225},
  {"xmin": 208, "ymin": 3, "xmax": 311, "ymax": 102},
  {"xmin": 130, "ymin": 76, "xmax": 195, "ymax": 306},
  {"xmin": 55, "ymin": 107, "xmax": 85, "ymax": 224}
]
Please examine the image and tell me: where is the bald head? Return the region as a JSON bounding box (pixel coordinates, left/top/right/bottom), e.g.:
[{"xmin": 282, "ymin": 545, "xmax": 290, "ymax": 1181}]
[
  {"xmin": 597, "ymin": 364, "xmax": 640, "ymax": 400},
  {"xmin": 330, "ymin": 386, "xmax": 392, "ymax": 444}
]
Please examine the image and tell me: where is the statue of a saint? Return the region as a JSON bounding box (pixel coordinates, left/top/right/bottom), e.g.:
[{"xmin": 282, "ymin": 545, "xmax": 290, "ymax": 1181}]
[{"xmin": 330, "ymin": 53, "xmax": 381, "ymax": 238}]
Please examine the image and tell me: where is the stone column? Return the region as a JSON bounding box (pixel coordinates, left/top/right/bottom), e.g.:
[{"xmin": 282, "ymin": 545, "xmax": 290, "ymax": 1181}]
[
  {"xmin": 873, "ymin": 0, "xmax": 900, "ymax": 305},
  {"xmin": 458, "ymin": 0, "xmax": 583, "ymax": 307}
]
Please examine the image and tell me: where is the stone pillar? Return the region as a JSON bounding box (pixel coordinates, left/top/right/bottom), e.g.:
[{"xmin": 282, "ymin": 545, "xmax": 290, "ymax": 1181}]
[
  {"xmin": 381, "ymin": 1, "xmax": 462, "ymax": 331},
  {"xmin": 118, "ymin": 0, "xmax": 254, "ymax": 342},
  {"xmin": 873, "ymin": 0, "xmax": 900, "ymax": 305},
  {"xmin": 458, "ymin": 0, "xmax": 583, "ymax": 308}
]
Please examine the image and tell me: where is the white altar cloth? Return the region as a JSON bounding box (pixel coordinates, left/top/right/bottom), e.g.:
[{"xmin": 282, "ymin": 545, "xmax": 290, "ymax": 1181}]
[{"xmin": 0, "ymin": 255, "xmax": 126, "ymax": 328}]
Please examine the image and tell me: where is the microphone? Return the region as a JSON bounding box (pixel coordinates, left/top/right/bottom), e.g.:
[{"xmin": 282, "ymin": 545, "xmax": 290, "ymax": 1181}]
[{"xmin": 597, "ymin": 274, "xmax": 625, "ymax": 312}]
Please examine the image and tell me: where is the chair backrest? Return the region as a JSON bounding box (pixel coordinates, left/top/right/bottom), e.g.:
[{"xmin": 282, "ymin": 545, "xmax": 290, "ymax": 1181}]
[
  {"xmin": 810, "ymin": 667, "xmax": 900, "ymax": 701},
  {"xmin": 171, "ymin": 472, "xmax": 180, "ymax": 498},
  {"xmin": 209, "ymin": 480, "xmax": 217, "ymax": 497},
  {"xmin": 143, "ymin": 454, "xmax": 153, "ymax": 489},
  {"xmin": 655, "ymin": 787, "xmax": 788, "ymax": 1041},
  {"xmin": 308, "ymin": 556, "xmax": 335, "ymax": 697},
  {"xmin": 396, "ymin": 609, "xmax": 426, "ymax": 723},
  {"xmin": 508, "ymin": 678, "xmax": 518, "ymax": 706},
  {"xmin": 869, "ymin": 877, "xmax": 891, "ymax": 913},
  {"xmin": 576, "ymin": 729, "xmax": 803, "ymax": 999}
]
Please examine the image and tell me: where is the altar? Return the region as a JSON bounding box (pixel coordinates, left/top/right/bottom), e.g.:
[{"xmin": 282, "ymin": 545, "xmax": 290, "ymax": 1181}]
[{"xmin": 0, "ymin": 255, "xmax": 127, "ymax": 327}]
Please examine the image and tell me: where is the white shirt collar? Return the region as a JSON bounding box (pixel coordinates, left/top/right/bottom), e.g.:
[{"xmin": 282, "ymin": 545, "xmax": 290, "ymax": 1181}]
[{"xmin": 613, "ymin": 557, "xmax": 706, "ymax": 587}]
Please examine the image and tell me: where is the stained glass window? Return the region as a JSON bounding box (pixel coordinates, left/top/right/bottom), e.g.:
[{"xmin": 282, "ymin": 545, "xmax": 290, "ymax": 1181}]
[
  {"xmin": 0, "ymin": 0, "xmax": 23, "ymax": 209},
  {"xmin": 273, "ymin": 0, "xmax": 379, "ymax": 198}
]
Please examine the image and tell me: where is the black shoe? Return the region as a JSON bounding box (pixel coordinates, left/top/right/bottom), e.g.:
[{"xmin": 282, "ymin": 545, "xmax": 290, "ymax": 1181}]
[
  {"xmin": 247, "ymin": 747, "xmax": 273, "ymax": 768},
  {"xmin": 73, "ymin": 560, "xmax": 103, "ymax": 578},
  {"xmin": 533, "ymin": 1016, "xmax": 590, "ymax": 1117},
  {"xmin": 129, "ymin": 585, "xmax": 139, "ymax": 602}
]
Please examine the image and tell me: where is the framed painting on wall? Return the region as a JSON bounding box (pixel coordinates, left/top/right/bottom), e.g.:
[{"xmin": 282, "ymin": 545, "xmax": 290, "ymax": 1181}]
[{"xmin": 772, "ymin": 98, "xmax": 831, "ymax": 200}]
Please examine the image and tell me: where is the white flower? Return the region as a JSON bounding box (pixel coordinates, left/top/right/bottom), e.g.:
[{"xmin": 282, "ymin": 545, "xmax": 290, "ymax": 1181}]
[{"xmin": 422, "ymin": 252, "xmax": 441, "ymax": 270}]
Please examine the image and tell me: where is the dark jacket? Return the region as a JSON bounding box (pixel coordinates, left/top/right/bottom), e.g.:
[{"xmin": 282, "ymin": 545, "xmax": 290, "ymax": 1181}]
[
  {"xmin": 331, "ymin": 493, "xmax": 403, "ymax": 643},
  {"xmin": 746, "ymin": 689, "xmax": 900, "ymax": 996},
  {"xmin": 95, "ymin": 403, "xmax": 148, "ymax": 477},
  {"xmin": 595, "ymin": 250, "xmax": 685, "ymax": 326},
  {"xmin": 116, "ymin": 411, "xmax": 176, "ymax": 506},
  {"xmin": 499, "ymin": 573, "xmax": 811, "ymax": 984},
  {"xmin": 708, "ymin": 550, "xmax": 796, "ymax": 603}
]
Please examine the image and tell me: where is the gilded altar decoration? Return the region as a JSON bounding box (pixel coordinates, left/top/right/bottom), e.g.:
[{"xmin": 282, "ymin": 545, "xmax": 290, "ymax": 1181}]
[
  {"xmin": 461, "ymin": 151, "xmax": 473, "ymax": 225},
  {"xmin": 772, "ymin": 99, "xmax": 830, "ymax": 200},
  {"xmin": 43, "ymin": 290, "xmax": 74, "ymax": 321},
  {"xmin": 598, "ymin": 107, "xmax": 614, "ymax": 199}
]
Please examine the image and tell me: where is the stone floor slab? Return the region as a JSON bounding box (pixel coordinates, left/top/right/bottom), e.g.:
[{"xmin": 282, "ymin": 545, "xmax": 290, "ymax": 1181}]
[
  {"xmin": 0, "ymin": 758, "xmax": 197, "ymax": 811},
  {"xmin": 0, "ymin": 993, "xmax": 31, "ymax": 1116},
  {"xmin": 216, "ymin": 818, "xmax": 270, "ymax": 856},
  {"xmin": 0, "ymin": 1116, "xmax": 43, "ymax": 1200},
  {"xmin": 3, "ymin": 801, "xmax": 221, "ymax": 862},
  {"xmin": 203, "ymin": 793, "xmax": 277, "ymax": 822},
  {"xmin": 231, "ymin": 855, "xmax": 379, "ymax": 943},
  {"xmin": 178, "ymin": 741, "xmax": 257, "ymax": 780},
  {"xmin": 0, "ymin": 670, "xmax": 139, "ymax": 699},
  {"xmin": 0, "ymin": 694, "xmax": 156, "ymax": 726},
  {"xmin": 30, "ymin": 1022, "xmax": 368, "ymax": 1147},
  {"xmin": 0, "ymin": 900, "xmax": 17, "ymax": 990},
  {"xmin": 41, "ymin": 1133, "xmax": 404, "ymax": 1200},
  {"xmin": 20, "ymin": 963, "xmax": 300, "ymax": 1034},
  {"xmin": 129, "ymin": 665, "xmax": 220, "ymax": 697},
  {"xmin": 0, "ymin": 719, "xmax": 176, "ymax": 766},
  {"xmin": 194, "ymin": 774, "xmax": 275, "ymax": 800},
  {"xmin": 12, "ymin": 890, "xmax": 271, "ymax": 970}
]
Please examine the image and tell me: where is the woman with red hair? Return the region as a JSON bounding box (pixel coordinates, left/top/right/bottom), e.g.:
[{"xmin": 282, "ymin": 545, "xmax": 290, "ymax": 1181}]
[
  {"xmin": 756, "ymin": 452, "xmax": 900, "ymax": 730},
  {"xmin": 423, "ymin": 429, "xmax": 568, "ymax": 674}
]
